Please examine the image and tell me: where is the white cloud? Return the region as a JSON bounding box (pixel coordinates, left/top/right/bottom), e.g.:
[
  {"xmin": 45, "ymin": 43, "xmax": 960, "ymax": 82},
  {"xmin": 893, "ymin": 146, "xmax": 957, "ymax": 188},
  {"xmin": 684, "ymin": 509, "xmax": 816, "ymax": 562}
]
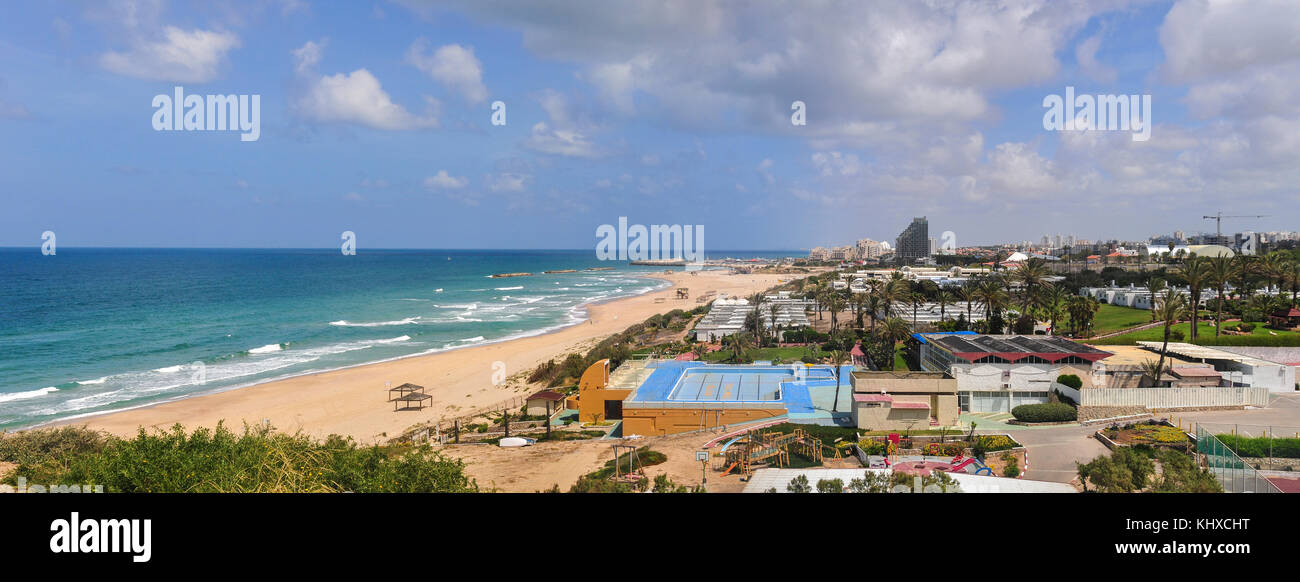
[
  {"xmin": 486, "ymin": 172, "xmax": 530, "ymax": 192},
  {"xmin": 423, "ymin": 170, "xmax": 468, "ymax": 190},
  {"xmin": 1075, "ymin": 33, "xmax": 1116, "ymax": 84},
  {"xmin": 811, "ymin": 152, "xmax": 861, "ymax": 177},
  {"xmin": 522, "ymin": 90, "xmax": 601, "ymax": 157},
  {"xmin": 99, "ymin": 26, "xmax": 240, "ymax": 82},
  {"xmin": 406, "ymin": 39, "xmax": 489, "ymax": 104},
  {"xmin": 290, "ymin": 41, "xmax": 439, "ymax": 130},
  {"xmin": 756, "ymin": 158, "xmax": 775, "ymax": 185}
]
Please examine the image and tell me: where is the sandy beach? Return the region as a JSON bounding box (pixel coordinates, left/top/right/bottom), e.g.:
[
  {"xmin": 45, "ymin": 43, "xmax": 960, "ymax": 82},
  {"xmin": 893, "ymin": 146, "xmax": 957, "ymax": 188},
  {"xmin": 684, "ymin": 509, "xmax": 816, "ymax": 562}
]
[{"xmin": 67, "ymin": 270, "xmax": 796, "ymax": 442}]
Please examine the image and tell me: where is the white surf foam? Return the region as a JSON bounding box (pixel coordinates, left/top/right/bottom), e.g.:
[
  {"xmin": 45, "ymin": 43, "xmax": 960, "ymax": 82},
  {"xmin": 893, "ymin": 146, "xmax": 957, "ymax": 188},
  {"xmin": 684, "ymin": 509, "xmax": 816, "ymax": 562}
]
[
  {"xmin": 0, "ymin": 387, "xmax": 58, "ymax": 403},
  {"xmin": 329, "ymin": 317, "xmax": 420, "ymax": 327}
]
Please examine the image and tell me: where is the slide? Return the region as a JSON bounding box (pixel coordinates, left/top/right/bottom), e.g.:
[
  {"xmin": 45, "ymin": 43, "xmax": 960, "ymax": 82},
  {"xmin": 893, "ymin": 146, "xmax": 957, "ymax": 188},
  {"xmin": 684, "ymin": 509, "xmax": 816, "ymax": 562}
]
[
  {"xmin": 719, "ymin": 436, "xmax": 744, "ymax": 452},
  {"xmin": 948, "ymin": 457, "xmax": 979, "ymax": 474},
  {"xmin": 720, "ymin": 461, "xmax": 740, "ymax": 477}
]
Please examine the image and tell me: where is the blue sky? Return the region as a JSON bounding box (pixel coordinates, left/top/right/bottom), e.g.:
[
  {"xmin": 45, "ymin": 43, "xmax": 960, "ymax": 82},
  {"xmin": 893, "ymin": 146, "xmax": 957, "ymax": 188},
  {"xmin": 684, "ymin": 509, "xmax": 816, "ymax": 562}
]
[{"xmin": 2, "ymin": 0, "xmax": 1298, "ymax": 250}]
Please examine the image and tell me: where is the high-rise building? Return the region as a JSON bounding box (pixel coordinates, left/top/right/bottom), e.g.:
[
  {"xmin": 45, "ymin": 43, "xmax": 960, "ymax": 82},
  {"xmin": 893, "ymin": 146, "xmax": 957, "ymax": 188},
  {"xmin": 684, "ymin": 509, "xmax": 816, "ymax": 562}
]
[{"xmin": 895, "ymin": 216, "xmax": 930, "ymax": 263}]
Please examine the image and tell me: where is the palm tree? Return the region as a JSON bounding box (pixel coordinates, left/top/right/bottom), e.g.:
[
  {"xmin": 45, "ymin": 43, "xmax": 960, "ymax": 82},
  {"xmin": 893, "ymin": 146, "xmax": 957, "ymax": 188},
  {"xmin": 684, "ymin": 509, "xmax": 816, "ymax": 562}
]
[
  {"xmin": 1232, "ymin": 254, "xmax": 1256, "ymax": 300},
  {"xmin": 1041, "ymin": 283, "xmax": 1069, "ymax": 335},
  {"xmin": 936, "ymin": 290, "xmax": 955, "ymax": 322},
  {"xmin": 909, "ymin": 291, "xmax": 925, "ymax": 328},
  {"xmin": 852, "ymin": 291, "xmax": 869, "ymax": 329},
  {"xmin": 1284, "ymin": 259, "xmax": 1300, "ymax": 306},
  {"xmin": 829, "ymin": 349, "xmax": 848, "ymax": 412},
  {"xmin": 1178, "ymin": 256, "xmax": 1209, "ymax": 341},
  {"xmin": 1066, "ymin": 295, "xmax": 1101, "ymax": 336},
  {"xmin": 1146, "ymin": 277, "xmax": 1167, "ymax": 323},
  {"xmin": 1151, "ymin": 290, "xmax": 1189, "ymax": 377},
  {"xmin": 1262, "ymin": 252, "xmax": 1289, "ymax": 295},
  {"xmin": 1208, "ymin": 256, "xmax": 1233, "ymax": 337},
  {"xmin": 826, "ymin": 293, "xmax": 847, "ymax": 332},
  {"xmin": 877, "ymin": 317, "xmax": 912, "ymax": 370},
  {"xmin": 725, "ymin": 332, "xmax": 755, "ymax": 363},
  {"xmin": 1140, "ymin": 358, "xmax": 1167, "ymax": 388},
  {"xmin": 956, "ymin": 284, "xmax": 974, "ymax": 322},
  {"xmin": 769, "ymin": 303, "xmax": 782, "ymax": 343},
  {"xmin": 1012, "ymin": 258, "xmax": 1051, "ymax": 306}
]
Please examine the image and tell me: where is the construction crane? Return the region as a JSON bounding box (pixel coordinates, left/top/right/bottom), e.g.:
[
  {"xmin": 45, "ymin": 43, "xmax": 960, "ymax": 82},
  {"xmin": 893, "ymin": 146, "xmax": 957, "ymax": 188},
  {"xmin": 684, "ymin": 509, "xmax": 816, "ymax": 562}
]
[{"xmin": 1202, "ymin": 211, "xmax": 1269, "ymax": 238}]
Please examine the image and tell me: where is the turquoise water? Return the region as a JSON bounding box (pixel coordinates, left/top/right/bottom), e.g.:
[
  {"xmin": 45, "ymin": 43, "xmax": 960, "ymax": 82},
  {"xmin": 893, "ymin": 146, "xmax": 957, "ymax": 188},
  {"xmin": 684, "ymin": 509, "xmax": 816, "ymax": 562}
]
[{"xmin": 0, "ymin": 248, "xmax": 797, "ymax": 429}]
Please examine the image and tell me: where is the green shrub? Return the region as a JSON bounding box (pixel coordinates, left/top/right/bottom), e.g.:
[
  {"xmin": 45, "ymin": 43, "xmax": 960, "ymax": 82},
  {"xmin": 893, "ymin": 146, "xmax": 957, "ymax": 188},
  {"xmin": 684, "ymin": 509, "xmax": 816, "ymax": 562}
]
[
  {"xmin": 2, "ymin": 423, "xmax": 477, "ymax": 493},
  {"xmin": 1001, "ymin": 453, "xmax": 1020, "ymax": 478},
  {"xmin": 1011, "ymin": 402, "xmax": 1077, "ymax": 423},
  {"xmin": 1055, "ymin": 374, "xmax": 1083, "ymax": 390},
  {"xmin": 816, "ymin": 478, "xmax": 844, "ymax": 493}
]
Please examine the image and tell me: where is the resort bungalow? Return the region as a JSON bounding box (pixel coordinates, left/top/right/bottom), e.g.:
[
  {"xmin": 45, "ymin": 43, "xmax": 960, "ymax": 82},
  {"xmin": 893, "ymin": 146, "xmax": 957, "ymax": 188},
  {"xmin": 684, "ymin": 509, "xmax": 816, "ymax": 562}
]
[
  {"xmin": 1268, "ymin": 307, "xmax": 1300, "ymax": 331},
  {"xmin": 524, "ymin": 390, "xmax": 566, "ymax": 417}
]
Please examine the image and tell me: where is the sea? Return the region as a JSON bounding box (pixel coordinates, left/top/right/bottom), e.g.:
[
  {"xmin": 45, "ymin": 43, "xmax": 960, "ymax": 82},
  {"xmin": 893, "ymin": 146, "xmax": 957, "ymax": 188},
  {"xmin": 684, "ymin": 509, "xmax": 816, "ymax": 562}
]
[{"xmin": 0, "ymin": 248, "xmax": 799, "ymax": 430}]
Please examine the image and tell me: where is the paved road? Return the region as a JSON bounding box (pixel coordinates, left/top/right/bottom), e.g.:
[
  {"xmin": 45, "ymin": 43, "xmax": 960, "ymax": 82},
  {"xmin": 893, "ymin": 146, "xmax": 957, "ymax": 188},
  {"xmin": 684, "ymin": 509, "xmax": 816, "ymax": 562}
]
[
  {"xmin": 997, "ymin": 424, "xmax": 1108, "ymax": 484},
  {"xmin": 1174, "ymin": 393, "xmax": 1300, "ymax": 436}
]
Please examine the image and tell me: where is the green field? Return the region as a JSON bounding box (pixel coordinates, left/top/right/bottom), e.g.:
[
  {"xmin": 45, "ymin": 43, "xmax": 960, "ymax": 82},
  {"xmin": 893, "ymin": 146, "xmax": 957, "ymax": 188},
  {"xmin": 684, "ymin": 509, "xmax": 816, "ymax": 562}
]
[
  {"xmin": 1091, "ymin": 304, "xmax": 1152, "ymax": 334},
  {"xmin": 702, "ymin": 346, "xmax": 820, "ymax": 363},
  {"xmin": 1090, "ymin": 321, "xmax": 1300, "ymax": 346}
]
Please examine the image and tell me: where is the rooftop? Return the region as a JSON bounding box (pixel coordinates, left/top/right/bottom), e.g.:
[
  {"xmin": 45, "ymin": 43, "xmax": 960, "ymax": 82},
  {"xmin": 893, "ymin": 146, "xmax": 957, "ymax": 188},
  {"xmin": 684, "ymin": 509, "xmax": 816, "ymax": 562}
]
[{"xmin": 922, "ymin": 334, "xmax": 1112, "ymax": 361}]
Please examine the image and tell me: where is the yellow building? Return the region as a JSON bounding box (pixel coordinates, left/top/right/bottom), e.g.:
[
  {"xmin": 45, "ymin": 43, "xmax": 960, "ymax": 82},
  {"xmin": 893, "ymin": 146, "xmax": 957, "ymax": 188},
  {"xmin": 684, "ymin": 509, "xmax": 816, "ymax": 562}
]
[{"xmin": 575, "ymin": 359, "xmax": 633, "ymax": 424}]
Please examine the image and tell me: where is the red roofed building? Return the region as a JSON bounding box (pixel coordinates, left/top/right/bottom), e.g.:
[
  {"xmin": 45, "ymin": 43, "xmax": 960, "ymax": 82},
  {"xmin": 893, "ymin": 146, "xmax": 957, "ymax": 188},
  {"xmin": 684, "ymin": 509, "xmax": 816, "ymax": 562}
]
[
  {"xmin": 1268, "ymin": 307, "xmax": 1300, "ymax": 330},
  {"xmin": 525, "ymin": 389, "xmax": 566, "ymax": 417}
]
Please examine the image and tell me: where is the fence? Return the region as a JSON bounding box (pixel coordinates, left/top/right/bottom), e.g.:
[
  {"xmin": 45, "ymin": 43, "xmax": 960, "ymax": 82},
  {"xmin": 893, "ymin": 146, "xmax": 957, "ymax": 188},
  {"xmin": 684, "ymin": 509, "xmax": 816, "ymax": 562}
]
[
  {"xmin": 395, "ymin": 395, "xmax": 526, "ymax": 443},
  {"xmin": 1079, "ymin": 387, "xmax": 1269, "ymax": 409},
  {"xmin": 1195, "ymin": 426, "xmax": 1282, "ymax": 493}
]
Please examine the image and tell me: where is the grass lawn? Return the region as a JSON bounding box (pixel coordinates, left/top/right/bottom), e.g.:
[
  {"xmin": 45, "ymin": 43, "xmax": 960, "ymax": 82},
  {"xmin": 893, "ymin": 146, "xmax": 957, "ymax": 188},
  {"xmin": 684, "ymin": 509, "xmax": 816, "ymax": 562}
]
[
  {"xmin": 893, "ymin": 343, "xmax": 910, "ymax": 371},
  {"xmin": 1090, "ymin": 321, "xmax": 1300, "ymax": 346},
  {"xmin": 1091, "ymin": 304, "xmax": 1152, "ymax": 334},
  {"xmin": 703, "ymin": 346, "xmax": 820, "ymax": 363}
]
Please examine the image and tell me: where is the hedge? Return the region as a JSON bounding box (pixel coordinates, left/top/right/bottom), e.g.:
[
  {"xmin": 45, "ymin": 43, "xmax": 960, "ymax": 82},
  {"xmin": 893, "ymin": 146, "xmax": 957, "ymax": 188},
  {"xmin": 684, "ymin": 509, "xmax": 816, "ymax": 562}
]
[
  {"xmin": 1215, "ymin": 435, "xmax": 1300, "ymax": 459},
  {"xmin": 1011, "ymin": 402, "xmax": 1078, "ymax": 423}
]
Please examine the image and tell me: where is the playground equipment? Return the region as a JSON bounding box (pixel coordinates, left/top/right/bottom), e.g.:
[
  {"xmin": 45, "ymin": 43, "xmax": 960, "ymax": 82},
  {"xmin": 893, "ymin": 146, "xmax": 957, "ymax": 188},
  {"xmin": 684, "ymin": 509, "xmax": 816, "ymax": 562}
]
[
  {"xmin": 609, "ymin": 444, "xmax": 645, "ymax": 484},
  {"xmin": 720, "ymin": 429, "xmax": 837, "ymax": 476}
]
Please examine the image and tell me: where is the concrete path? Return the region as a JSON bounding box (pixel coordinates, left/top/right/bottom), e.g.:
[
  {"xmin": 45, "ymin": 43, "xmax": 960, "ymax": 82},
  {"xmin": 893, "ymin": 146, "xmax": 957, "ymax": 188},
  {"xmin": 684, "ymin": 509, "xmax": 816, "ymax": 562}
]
[{"xmin": 996, "ymin": 424, "xmax": 1108, "ymax": 483}]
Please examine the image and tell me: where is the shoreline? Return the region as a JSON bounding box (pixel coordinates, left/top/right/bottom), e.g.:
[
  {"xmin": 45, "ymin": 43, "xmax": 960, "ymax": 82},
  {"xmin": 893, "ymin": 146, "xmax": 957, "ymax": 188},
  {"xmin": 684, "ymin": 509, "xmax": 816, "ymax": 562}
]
[
  {"xmin": 56, "ymin": 270, "xmax": 796, "ymax": 442},
  {"xmin": 26, "ymin": 275, "xmax": 673, "ymax": 431}
]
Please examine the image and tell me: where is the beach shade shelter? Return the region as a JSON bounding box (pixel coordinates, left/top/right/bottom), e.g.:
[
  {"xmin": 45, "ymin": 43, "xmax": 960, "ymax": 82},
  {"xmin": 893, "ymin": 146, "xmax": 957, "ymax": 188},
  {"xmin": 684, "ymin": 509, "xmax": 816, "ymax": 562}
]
[
  {"xmin": 393, "ymin": 391, "xmax": 433, "ymax": 411},
  {"xmin": 388, "ymin": 382, "xmax": 426, "ymax": 401}
]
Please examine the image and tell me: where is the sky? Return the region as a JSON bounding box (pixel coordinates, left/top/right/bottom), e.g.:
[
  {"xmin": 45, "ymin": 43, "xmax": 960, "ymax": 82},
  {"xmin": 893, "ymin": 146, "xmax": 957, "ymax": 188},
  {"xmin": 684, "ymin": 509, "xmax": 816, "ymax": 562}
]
[{"xmin": 1, "ymin": 0, "xmax": 1298, "ymax": 250}]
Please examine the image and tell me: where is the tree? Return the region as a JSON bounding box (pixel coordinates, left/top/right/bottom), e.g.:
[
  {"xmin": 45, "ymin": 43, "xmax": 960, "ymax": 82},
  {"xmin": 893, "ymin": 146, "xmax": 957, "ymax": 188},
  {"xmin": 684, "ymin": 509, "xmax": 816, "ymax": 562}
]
[
  {"xmin": 786, "ymin": 474, "xmax": 812, "ymax": 493},
  {"xmin": 816, "ymin": 478, "xmax": 844, "ymax": 493},
  {"xmin": 1041, "ymin": 283, "xmax": 1069, "ymax": 335},
  {"xmin": 936, "ymin": 290, "xmax": 955, "ymax": 323},
  {"xmin": 1151, "ymin": 289, "xmax": 1188, "ymax": 376},
  {"xmin": 1150, "ymin": 449, "xmax": 1223, "ymax": 493},
  {"xmin": 829, "ymin": 349, "xmax": 848, "ymax": 412},
  {"xmin": 1178, "ymin": 256, "xmax": 1209, "ymax": 341},
  {"xmin": 1208, "ymin": 256, "xmax": 1233, "ymax": 337},
  {"xmin": 1076, "ymin": 448, "xmax": 1153, "ymax": 492}
]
